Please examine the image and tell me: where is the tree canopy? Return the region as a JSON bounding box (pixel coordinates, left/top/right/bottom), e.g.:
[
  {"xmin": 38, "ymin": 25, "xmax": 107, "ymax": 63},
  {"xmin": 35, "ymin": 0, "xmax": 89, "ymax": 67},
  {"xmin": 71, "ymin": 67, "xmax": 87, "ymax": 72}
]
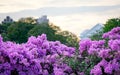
[
  {"xmin": 6, "ymin": 22, "xmax": 34, "ymax": 43},
  {"xmin": 103, "ymin": 17, "xmax": 120, "ymax": 32},
  {"xmin": 18, "ymin": 17, "xmax": 36, "ymax": 24},
  {"xmin": 0, "ymin": 19, "xmax": 79, "ymax": 47}
]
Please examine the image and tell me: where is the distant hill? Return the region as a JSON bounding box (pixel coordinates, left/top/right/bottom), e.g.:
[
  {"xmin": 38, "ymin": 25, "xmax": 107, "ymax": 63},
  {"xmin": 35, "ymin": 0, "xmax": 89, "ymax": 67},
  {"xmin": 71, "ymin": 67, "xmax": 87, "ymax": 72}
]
[{"xmin": 80, "ymin": 23, "xmax": 104, "ymax": 39}]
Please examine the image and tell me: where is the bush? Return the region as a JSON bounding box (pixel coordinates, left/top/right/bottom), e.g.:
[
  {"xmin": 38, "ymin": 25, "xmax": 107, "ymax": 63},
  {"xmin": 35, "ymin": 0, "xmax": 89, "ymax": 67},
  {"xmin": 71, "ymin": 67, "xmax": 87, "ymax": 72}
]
[
  {"xmin": 0, "ymin": 34, "xmax": 79, "ymax": 75},
  {"xmin": 79, "ymin": 27, "xmax": 120, "ymax": 75},
  {"xmin": 0, "ymin": 27, "xmax": 120, "ymax": 75}
]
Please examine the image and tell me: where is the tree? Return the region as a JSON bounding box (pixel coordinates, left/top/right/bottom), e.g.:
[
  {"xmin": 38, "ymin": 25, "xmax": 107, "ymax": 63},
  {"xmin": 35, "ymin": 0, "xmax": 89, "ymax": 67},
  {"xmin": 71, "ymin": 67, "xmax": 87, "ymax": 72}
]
[
  {"xmin": 18, "ymin": 17, "xmax": 36, "ymax": 24},
  {"xmin": 28, "ymin": 23, "xmax": 57, "ymax": 41},
  {"xmin": 0, "ymin": 18, "xmax": 79, "ymax": 47},
  {"xmin": 58, "ymin": 31, "xmax": 79, "ymax": 47},
  {"xmin": 28, "ymin": 23, "xmax": 79, "ymax": 47},
  {"xmin": 90, "ymin": 17, "xmax": 120, "ymax": 40},
  {"xmin": 0, "ymin": 23, "xmax": 11, "ymax": 34},
  {"xmin": 49, "ymin": 23, "xmax": 61, "ymax": 32},
  {"xmin": 6, "ymin": 22, "xmax": 34, "ymax": 43},
  {"xmin": 103, "ymin": 17, "xmax": 120, "ymax": 32}
]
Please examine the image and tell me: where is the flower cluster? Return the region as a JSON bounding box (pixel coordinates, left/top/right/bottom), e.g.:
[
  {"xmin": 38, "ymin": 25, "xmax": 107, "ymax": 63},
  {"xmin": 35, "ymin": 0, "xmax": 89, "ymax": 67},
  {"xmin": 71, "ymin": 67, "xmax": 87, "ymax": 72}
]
[
  {"xmin": 79, "ymin": 27, "xmax": 120, "ymax": 75},
  {"xmin": 79, "ymin": 39, "xmax": 105, "ymax": 56},
  {"xmin": 1, "ymin": 26, "xmax": 120, "ymax": 75},
  {"xmin": 0, "ymin": 34, "xmax": 75, "ymax": 75},
  {"xmin": 102, "ymin": 27, "xmax": 120, "ymax": 39}
]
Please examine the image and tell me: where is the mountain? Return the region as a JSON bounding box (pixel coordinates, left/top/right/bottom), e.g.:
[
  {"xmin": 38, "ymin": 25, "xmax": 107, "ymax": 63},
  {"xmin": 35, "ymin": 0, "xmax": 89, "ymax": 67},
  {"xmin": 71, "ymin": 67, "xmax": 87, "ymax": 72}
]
[{"xmin": 80, "ymin": 23, "xmax": 104, "ymax": 39}]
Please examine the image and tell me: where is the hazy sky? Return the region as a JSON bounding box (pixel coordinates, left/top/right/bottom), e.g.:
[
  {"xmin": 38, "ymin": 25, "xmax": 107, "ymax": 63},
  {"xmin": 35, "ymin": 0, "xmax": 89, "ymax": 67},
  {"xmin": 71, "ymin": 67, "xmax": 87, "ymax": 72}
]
[{"xmin": 0, "ymin": 0, "xmax": 120, "ymax": 36}]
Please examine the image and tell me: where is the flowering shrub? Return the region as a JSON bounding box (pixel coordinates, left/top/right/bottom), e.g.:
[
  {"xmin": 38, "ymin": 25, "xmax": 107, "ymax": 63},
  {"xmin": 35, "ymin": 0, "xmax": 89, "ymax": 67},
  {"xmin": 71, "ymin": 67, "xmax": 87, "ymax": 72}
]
[
  {"xmin": 0, "ymin": 34, "xmax": 76, "ymax": 75},
  {"xmin": 79, "ymin": 27, "xmax": 120, "ymax": 75},
  {"xmin": 1, "ymin": 27, "xmax": 120, "ymax": 75}
]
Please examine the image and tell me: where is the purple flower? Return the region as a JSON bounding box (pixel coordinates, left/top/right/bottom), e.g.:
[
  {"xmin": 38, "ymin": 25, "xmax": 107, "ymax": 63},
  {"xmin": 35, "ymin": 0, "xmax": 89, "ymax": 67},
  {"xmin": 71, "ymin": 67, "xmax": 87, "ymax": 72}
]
[
  {"xmin": 108, "ymin": 39, "xmax": 120, "ymax": 51},
  {"xmin": 111, "ymin": 59, "xmax": 120, "ymax": 71},
  {"xmin": 20, "ymin": 58, "xmax": 30, "ymax": 66},
  {"xmin": 102, "ymin": 27, "xmax": 120, "ymax": 39},
  {"xmin": 98, "ymin": 59, "xmax": 108, "ymax": 68},
  {"xmin": 98, "ymin": 49, "xmax": 110, "ymax": 58},
  {"xmin": 54, "ymin": 67, "xmax": 65, "ymax": 75},
  {"xmin": 90, "ymin": 65, "xmax": 102, "ymax": 75},
  {"xmin": 79, "ymin": 39, "xmax": 92, "ymax": 54},
  {"xmin": 104, "ymin": 63, "xmax": 113, "ymax": 74}
]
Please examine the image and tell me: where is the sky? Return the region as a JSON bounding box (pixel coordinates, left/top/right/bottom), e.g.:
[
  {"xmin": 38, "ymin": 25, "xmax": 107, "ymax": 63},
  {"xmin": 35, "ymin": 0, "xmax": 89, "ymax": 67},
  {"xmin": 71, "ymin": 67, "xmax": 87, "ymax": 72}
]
[{"xmin": 0, "ymin": 0, "xmax": 120, "ymax": 36}]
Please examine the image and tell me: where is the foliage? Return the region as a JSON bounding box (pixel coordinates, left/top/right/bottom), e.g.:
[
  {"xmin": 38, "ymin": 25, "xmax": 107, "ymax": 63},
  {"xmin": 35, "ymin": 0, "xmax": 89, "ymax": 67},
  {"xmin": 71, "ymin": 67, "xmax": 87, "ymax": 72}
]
[
  {"xmin": 18, "ymin": 17, "xmax": 36, "ymax": 24},
  {"xmin": 1, "ymin": 26, "xmax": 120, "ymax": 75},
  {"xmin": 0, "ymin": 23, "xmax": 11, "ymax": 34},
  {"xmin": 28, "ymin": 23, "xmax": 79, "ymax": 47},
  {"xmin": 6, "ymin": 22, "xmax": 34, "ymax": 43},
  {"xmin": 0, "ymin": 34, "xmax": 78, "ymax": 75},
  {"xmin": 58, "ymin": 31, "xmax": 79, "ymax": 47},
  {"xmin": 0, "ymin": 20, "xmax": 120, "ymax": 75},
  {"xmin": 49, "ymin": 23, "xmax": 61, "ymax": 31},
  {"xmin": 90, "ymin": 17, "xmax": 120, "ymax": 40},
  {"xmin": 0, "ymin": 20, "xmax": 78, "ymax": 47},
  {"xmin": 103, "ymin": 17, "xmax": 120, "ymax": 32},
  {"xmin": 28, "ymin": 23, "xmax": 56, "ymax": 41},
  {"xmin": 79, "ymin": 27, "xmax": 120, "ymax": 75}
]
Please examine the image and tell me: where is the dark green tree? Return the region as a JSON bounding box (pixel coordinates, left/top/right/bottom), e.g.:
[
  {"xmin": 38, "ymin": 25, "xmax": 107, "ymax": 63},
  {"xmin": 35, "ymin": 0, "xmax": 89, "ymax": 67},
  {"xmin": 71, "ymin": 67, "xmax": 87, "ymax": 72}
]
[
  {"xmin": 28, "ymin": 23, "xmax": 79, "ymax": 47},
  {"xmin": 0, "ymin": 18, "xmax": 79, "ymax": 47},
  {"xmin": 103, "ymin": 17, "xmax": 120, "ymax": 32},
  {"xmin": 0, "ymin": 23, "xmax": 11, "ymax": 34},
  {"xmin": 28, "ymin": 23, "xmax": 57, "ymax": 41},
  {"xmin": 6, "ymin": 22, "xmax": 34, "ymax": 43}
]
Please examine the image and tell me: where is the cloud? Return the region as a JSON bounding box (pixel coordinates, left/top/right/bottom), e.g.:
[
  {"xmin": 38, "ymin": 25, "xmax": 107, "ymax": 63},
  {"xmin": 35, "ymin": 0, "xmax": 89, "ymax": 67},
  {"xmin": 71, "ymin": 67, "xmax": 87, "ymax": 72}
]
[
  {"xmin": 49, "ymin": 0, "xmax": 120, "ymax": 6},
  {"xmin": 0, "ymin": 0, "xmax": 120, "ymax": 36},
  {"xmin": 0, "ymin": 0, "xmax": 120, "ymax": 13},
  {"xmin": 0, "ymin": 0, "xmax": 48, "ymax": 13},
  {"xmin": 0, "ymin": 4, "xmax": 5, "ymax": 6},
  {"xmin": 0, "ymin": 5, "xmax": 120, "ymax": 15},
  {"xmin": 48, "ymin": 8, "xmax": 120, "ymax": 36}
]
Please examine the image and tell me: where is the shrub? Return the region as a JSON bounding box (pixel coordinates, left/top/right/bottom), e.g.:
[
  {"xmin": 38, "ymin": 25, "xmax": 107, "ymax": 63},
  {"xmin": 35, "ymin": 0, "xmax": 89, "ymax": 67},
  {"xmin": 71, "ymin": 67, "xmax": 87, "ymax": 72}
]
[
  {"xmin": 79, "ymin": 27, "xmax": 120, "ymax": 75},
  {"xmin": 0, "ymin": 34, "xmax": 77, "ymax": 75}
]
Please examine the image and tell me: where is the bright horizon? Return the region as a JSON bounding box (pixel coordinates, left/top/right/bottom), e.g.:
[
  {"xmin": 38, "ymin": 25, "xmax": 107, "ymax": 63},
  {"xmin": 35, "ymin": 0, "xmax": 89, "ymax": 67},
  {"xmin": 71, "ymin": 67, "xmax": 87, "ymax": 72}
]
[{"xmin": 0, "ymin": 0, "xmax": 120, "ymax": 36}]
